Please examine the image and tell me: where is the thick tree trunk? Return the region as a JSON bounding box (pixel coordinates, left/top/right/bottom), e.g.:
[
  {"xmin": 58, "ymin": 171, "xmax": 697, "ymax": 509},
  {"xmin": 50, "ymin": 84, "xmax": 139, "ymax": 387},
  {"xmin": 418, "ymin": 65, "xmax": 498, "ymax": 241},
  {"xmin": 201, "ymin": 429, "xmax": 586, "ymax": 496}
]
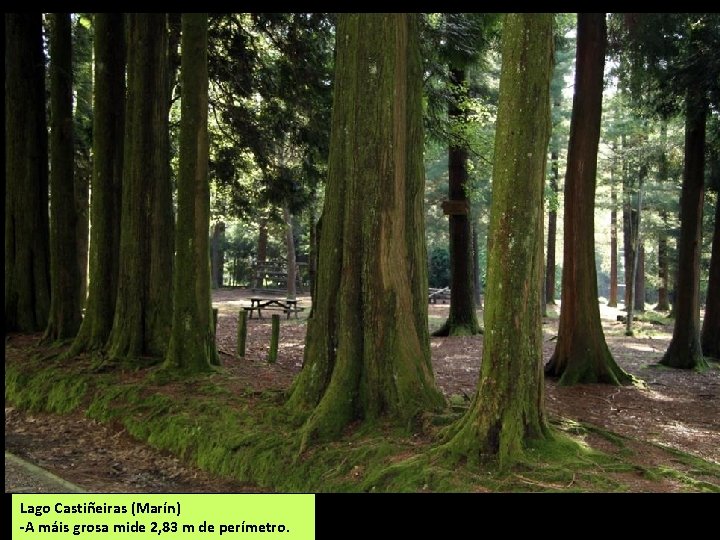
[
  {"xmin": 634, "ymin": 242, "xmax": 645, "ymax": 312},
  {"xmin": 283, "ymin": 205, "xmax": 297, "ymax": 300},
  {"xmin": 286, "ymin": 14, "xmax": 444, "ymax": 448},
  {"xmin": 106, "ymin": 13, "xmax": 173, "ymax": 360},
  {"xmin": 164, "ymin": 13, "xmax": 218, "ymax": 372},
  {"xmin": 45, "ymin": 13, "xmax": 82, "ymax": 342},
  {"xmin": 608, "ymin": 163, "xmax": 618, "ymax": 307},
  {"xmin": 69, "ymin": 14, "xmax": 125, "ymax": 355},
  {"xmin": 435, "ymin": 67, "xmax": 480, "ymax": 336},
  {"xmin": 5, "ymin": 13, "xmax": 51, "ymax": 332},
  {"xmin": 545, "ymin": 151, "xmax": 559, "ymax": 305},
  {"xmin": 210, "ymin": 221, "xmax": 225, "ymax": 289},
  {"xmin": 545, "ymin": 13, "xmax": 632, "ymax": 386},
  {"xmin": 441, "ymin": 14, "xmax": 553, "ymax": 466},
  {"xmin": 701, "ymin": 194, "xmax": 720, "ymax": 359},
  {"xmin": 656, "ymin": 214, "xmax": 671, "ymax": 311},
  {"xmin": 661, "ymin": 88, "xmax": 708, "ymax": 369}
]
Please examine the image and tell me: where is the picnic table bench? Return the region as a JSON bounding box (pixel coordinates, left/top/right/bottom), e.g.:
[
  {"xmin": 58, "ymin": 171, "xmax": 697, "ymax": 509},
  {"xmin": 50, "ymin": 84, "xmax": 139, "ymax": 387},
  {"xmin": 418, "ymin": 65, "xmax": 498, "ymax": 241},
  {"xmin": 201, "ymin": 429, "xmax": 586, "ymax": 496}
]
[
  {"xmin": 429, "ymin": 287, "xmax": 451, "ymax": 304},
  {"xmin": 243, "ymin": 297, "xmax": 305, "ymax": 319}
]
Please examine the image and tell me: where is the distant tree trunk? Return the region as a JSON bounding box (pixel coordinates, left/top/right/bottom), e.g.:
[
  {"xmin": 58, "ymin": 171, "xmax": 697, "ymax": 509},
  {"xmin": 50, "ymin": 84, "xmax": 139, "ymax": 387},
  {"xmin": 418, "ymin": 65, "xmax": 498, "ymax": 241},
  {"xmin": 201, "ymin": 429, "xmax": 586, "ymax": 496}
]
[
  {"xmin": 656, "ymin": 214, "xmax": 671, "ymax": 311},
  {"xmin": 661, "ymin": 87, "xmax": 708, "ymax": 370},
  {"xmin": 623, "ymin": 190, "xmax": 637, "ymax": 311},
  {"xmin": 634, "ymin": 242, "xmax": 645, "ymax": 312},
  {"xmin": 256, "ymin": 217, "xmax": 268, "ymax": 288},
  {"xmin": 441, "ymin": 13, "xmax": 553, "ymax": 466},
  {"xmin": 73, "ymin": 15, "xmax": 93, "ymax": 307},
  {"xmin": 545, "ymin": 13, "xmax": 632, "ymax": 386},
  {"xmin": 545, "ymin": 151, "xmax": 559, "ymax": 305},
  {"xmin": 106, "ymin": 13, "xmax": 173, "ymax": 360},
  {"xmin": 5, "ymin": 14, "xmax": 51, "ymax": 332},
  {"xmin": 164, "ymin": 13, "xmax": 218, "ymax": 372},
  {"xmin": 702, "ymin": 194, "xmax": 720, "ymax": 360},
  {"xmin": 435, "ymin": 67, "xmax": 480, "ymax": 336},
  {"xmin": 44, "ymin": 13, "xmax": 82, "ymax": 342},
  {"xmin": 608, "ymin": 160, "xmax": 618, "ymax": 307},
  {"xmin": 286, "ymin": 13, "xmax": 444, "ymax": 448},
  {"xmin": 68, "ymin": 13, "xmax": 125, "ymax": 355},
  {"xmin": 308, "ymin": 205, "xmax": 318, "ymax": 302},
  {"xmin": 210, "ymin": 221, "xmax": 225, "ymax": 288},
  {"xmin": 472, "ymin": 220, "xmax": 482, "ymax": 308},
  {"xmin": 283, "ymin": 205, "xmax": 297, "ymax": 300}
]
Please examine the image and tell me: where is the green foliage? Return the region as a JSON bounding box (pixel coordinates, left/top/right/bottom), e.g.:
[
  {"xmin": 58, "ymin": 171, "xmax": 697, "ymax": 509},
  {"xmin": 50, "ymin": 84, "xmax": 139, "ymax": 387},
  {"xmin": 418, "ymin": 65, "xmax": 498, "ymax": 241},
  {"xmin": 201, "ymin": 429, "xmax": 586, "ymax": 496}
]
[{"xmin": 428, "ymin": 247, "xmax": 450, "ymax": 288}]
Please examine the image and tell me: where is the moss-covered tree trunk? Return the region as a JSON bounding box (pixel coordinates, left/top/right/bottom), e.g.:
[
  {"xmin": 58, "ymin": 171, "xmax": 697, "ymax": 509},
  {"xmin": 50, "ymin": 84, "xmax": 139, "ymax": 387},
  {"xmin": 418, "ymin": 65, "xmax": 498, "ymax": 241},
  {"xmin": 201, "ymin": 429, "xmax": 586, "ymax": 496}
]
[
  {"xmin": 545, "ymin": 13, "xmax": 632, "ymax": 386},
  {"xmin": 5, "ymin": 13, "xmax": 51, "ymax": 332},
  {"xmin": 440, "ymin": 13, "xmax": 553, "ymax": 466},
  {"xmin": 69, "ymin": 14, "xmax": 125, "ymax": 355},
  {"xmin": 661, "ymin": 88, "xmax": 708, "ymax": 370},
  {"xmin": 435, "ymin": 67, "xmax": 480, "ymax": 337},
  {"xmin": 164, "ymin": 13, "xmax": 219, "ymax": 372},
  {"xmin": 106, "ymin": 13, "xmax": 173, "ymax": 360},
  {"xmin": 286, "ymin": 13, "xmax": 444, "ymax": 448},
  {"xmin": 702, "ymin": 194, "xmax": 720, "ymax": 360},
  {"xmin": 545, "ymin": 151, "xmax": 559, "ymax": 305},
  {"xmin": 44, "ymin": 13, "xmax": 82, "ymax": 342}
]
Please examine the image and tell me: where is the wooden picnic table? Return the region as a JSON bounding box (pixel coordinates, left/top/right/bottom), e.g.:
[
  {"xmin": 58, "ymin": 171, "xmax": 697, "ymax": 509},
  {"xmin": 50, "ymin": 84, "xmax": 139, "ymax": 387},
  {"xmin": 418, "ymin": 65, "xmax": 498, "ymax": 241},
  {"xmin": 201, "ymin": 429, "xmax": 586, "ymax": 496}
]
[{"xmin": 244, "ymin": 297, "xmax": 304, "ymax": 319}]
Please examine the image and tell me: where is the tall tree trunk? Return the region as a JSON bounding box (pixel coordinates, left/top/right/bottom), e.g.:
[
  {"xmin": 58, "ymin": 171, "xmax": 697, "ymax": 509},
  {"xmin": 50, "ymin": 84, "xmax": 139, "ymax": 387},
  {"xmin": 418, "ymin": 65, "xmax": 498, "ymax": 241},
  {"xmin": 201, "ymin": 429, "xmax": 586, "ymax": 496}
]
[
  {"xmin": 286, "ymin": 13, "xmax": 444, "ymax": 448},
  {"xmin": 256, "ymin": 217, "xmax": 268, "ymax": 289},
  {"xmin": 283, "ymin": 205, "xmax": 297, "ymax": 300},
  {"xmin": 634, "ymin": 242, "xmax": 645, "ymax": 312},
  {"xmin": 472, "ymin": 220, "xmax": 482, "ymax": 308},
  {"xmin": 661, "ymin": 87, "xmax": 708, "ymax": 369},
  {"xmin": 545, "ymin": 150, "xmax": 559, "ymax": 305},
  {"xmin": 701, "ymin": 193, "xmax": 720, "ymax": 359},
  {"xmin": 106, "ymin": 13, "xmax": 173, "ymax": 360},
  {"xmin": 545, "ymin": 13, "xmax": 632, "ymax": 386},
  {"xmin": 435, "ymin": 67, "xmax": 480, "ymax": 336},
  {"xmin": 608, "ymin": 157, "xmax": 618, "ymax": 307},
  {"xmin": 45, "ymin": 13, "xmax": 82, "ymax": 342},
  {"xmin": 68, "ymin": 13, "xmax": 125, "ymax": 355},
  {"xmin": 73, "ymin": 15, "xmax": 93, "ymax": 308},
  {"xmin": 655, "ymin": 123, "xmax": 671, "ymax": 311},
  {"xmin": 210, "ymin": 221, "xmax": 225, "ymax": 289},
  {"xmin": 164, "ymin": 13, "xmax": 219, "ymax": 372},
  {"xmin": 441, "ymin": 13, "xmax": 553, "ymax": 466},
  {"xmin": 308, "ymin": 205, "xmax": 318, "ymax": 303},
  {"xmin": 5, "ymin": 13, "xmax": 51, "ymax": 332}
]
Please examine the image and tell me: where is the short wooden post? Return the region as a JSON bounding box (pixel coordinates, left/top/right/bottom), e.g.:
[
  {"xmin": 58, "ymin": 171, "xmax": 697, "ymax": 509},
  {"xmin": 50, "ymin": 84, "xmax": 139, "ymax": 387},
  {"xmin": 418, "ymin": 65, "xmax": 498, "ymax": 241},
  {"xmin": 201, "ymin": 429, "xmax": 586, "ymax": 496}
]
[
  {"xmin": 268, "ymin": 314, "xmax": 280, "ymax": 364},
  {"xmin": 212, "ymin": 308, "xmax": 219, "ymax": 336},
  {"xmin": 237, "ymin": 310, "xmax": 248, "ymax": 357}
]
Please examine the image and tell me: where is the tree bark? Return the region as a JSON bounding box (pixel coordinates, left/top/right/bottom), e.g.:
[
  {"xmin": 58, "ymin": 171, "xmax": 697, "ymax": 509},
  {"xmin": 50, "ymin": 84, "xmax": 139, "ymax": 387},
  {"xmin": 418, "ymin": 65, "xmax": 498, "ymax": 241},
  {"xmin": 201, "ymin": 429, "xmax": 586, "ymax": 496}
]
[
  {"xmin": 441, "ymin": 13, "xmax": 553, "ymax": 466},
  {"xmin": 656, "ymin": 229, "xmax": 670, "ymax": 311},
  {"xmin": 661, "ymin": 87, "xmax": 708, "ymax": 369},
  {"xmin": 545, "ymin": 13, "xmax": 632, "ymax": 385},
  {"xmin": 164, "ymin": 13, "xmax": 219, "ymax": 372},
  {"xmin": 435, "ymin": 67, "xmax": 480, "ymax": 336},
  {"xmin": 286, "ymin": 13, "xmax": 444, "ymax": 448},
  {"xmin": 44, "ymin": 13, "xmax": 82, "ymax": 342},
  {"xmin": 283, "ymin": 205, "xmax": 297, "ymax": 300},
  {"xmin": 68, "ymin": 14, "xmax": 125, "ymax": 355},
  {"xmin": 701, "ymin": 193, "xmax": 720, "ymax": 359},
  {"xmin": 210, "ymin": 221, "xmax": 225, "ymax": 289},
  {"xmin": 106, "ymin": 13, "xmax": 173, "ymax": 360},
  {"xmin": 545, "ymin": 151, "xmax": 559, "ymax": 305},
  {"xmin": 472, "ymin": 220, "xmax": 482, "ymax": 308},
  {"xmin": 634, "ymin": 242, "xmax": 645, "ymax": 312},
  {"xmin": 608, "ymin": 158, "xmax": 618, "ymax": 307},
  {"xmin": 5, "ymin": 13, "xmax": 51, "ymax": 332}
]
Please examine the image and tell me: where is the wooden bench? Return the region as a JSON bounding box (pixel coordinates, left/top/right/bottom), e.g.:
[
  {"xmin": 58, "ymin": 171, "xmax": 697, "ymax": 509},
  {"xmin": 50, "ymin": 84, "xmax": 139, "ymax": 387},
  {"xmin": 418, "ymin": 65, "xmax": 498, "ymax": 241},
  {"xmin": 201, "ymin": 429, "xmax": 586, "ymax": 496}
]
[
  {"xmin": 244, "ymin": 297, "xmax": 305, "ymax": 319},
  {"xmin": 428, "ymin": 287, "xmax": 450, "ymax": 304}
]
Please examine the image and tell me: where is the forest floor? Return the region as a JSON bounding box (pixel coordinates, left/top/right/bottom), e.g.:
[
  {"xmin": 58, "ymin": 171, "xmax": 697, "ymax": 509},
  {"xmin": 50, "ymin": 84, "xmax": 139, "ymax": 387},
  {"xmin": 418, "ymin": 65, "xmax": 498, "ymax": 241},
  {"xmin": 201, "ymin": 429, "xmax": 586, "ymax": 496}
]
[{"xmin": 5, "ymin": 288, "xmax": 720, "ymax": 493}]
